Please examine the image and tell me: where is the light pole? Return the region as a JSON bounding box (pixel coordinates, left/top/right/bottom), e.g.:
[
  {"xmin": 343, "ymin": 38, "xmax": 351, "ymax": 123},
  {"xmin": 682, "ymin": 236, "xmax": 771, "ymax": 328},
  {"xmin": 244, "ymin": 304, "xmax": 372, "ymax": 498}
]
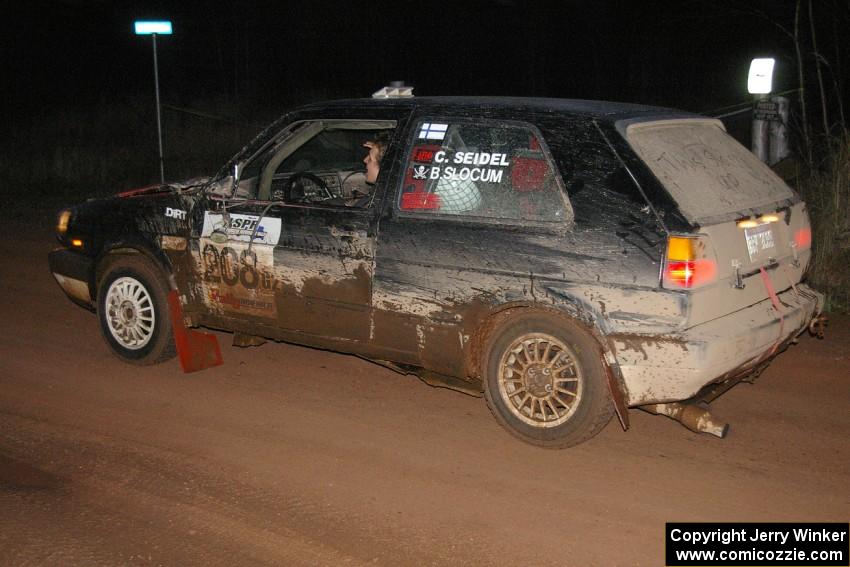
[
  {"xmin": 748, "ymin": 57, "xmax": 775, "ymax": 164},
  {"xmin": 134, "ymin": 20, "xmax": 172, "ymax": 185}
]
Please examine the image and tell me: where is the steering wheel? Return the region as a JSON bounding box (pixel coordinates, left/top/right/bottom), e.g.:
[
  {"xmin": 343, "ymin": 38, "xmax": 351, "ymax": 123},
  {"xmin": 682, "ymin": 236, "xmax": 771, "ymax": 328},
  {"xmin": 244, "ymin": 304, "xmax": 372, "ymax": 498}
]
[
  {"xmin": 284, "ymin": 172, "xmax": 334, "ymax": 202},
  {"xmin": 283, "ymin": 172, "xmax": 334, "ymax": 202}
]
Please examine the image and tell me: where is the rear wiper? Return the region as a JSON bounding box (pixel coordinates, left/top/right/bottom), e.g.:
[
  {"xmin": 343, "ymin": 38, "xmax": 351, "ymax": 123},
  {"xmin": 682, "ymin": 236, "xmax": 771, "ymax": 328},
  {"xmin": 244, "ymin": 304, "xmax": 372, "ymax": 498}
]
[{"xmin": 593, "ymin": 120, "xmax": 669, "ymax": 236}]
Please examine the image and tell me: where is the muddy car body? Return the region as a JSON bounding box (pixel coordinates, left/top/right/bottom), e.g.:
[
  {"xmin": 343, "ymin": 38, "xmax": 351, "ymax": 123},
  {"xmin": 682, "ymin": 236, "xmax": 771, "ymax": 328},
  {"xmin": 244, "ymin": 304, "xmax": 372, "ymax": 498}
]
[{"xmin": 49, "ymin": 96, "xmax": 823, "ymax": 447}]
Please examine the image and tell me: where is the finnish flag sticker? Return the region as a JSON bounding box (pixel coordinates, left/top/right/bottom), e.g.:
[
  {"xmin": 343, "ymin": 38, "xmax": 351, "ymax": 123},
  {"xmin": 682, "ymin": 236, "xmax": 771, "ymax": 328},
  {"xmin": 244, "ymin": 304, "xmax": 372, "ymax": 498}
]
[{"xmin": 418, "ymin": 122, "xmax": 448, "ymax": 140}]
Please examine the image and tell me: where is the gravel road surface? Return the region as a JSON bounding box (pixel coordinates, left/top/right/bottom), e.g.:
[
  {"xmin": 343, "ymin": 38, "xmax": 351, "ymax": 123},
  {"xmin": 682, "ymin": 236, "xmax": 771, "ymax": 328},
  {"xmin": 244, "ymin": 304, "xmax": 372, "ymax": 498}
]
[{"xmin": 1, "ymin": 220, "xmax": 847, "ymax": 566}]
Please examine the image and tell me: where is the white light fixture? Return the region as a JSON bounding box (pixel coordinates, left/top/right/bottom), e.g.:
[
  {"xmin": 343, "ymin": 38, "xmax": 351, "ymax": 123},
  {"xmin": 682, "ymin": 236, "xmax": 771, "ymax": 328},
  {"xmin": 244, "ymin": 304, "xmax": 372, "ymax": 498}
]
[
  {"xmin": 134, "ymin": 21, "xmax": 173, "ymax": 35},
  {"xmin": 748, "ymin": 58, "xmax": 775, "ymax": 94},
  {"xmin": 133, "ymin": 20, "xmax": 173, "ymax": 184}
]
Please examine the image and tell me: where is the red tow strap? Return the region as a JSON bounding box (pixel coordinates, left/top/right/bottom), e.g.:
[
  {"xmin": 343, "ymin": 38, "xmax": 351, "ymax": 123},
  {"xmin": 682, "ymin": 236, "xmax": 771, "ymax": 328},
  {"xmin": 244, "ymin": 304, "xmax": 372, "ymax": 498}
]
[{"xmin": 759, "ymin": 267, "xmax": 785, "ymax": 356}]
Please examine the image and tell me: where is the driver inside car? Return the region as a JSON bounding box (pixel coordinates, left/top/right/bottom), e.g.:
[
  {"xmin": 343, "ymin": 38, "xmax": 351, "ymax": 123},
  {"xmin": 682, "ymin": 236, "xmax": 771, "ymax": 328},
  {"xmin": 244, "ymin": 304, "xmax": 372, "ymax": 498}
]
[
  {"xmin": 347, "ymin": 131, "xmax": 390, "ymax": 207},
  {"xmin": 363, "ymin": 138, "xmax": 386, "ymax": 184}
]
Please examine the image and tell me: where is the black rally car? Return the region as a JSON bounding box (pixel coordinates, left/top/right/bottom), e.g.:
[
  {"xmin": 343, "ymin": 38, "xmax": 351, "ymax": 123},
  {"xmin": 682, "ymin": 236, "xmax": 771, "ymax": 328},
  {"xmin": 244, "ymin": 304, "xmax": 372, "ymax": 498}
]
[{"xmin": 49, "ymin": 94, "xmax": 823, "ymax": 448}]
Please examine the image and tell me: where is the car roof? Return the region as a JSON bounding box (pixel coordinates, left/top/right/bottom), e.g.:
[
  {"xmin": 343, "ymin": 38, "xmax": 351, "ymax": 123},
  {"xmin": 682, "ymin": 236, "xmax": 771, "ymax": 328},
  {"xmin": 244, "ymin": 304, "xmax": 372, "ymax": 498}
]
[
  {"xmin": 297, "ymin": 96, "xmax": 701, "ymax": 123},
  {"xmin": 212, "ymin": 96, "xmax": 703, "ymax": 183}
]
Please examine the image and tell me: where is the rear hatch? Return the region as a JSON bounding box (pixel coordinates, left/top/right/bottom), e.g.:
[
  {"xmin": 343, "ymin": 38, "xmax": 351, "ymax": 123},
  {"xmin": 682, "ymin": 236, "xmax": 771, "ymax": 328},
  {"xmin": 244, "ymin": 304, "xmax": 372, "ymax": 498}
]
[{"xmin": 624, "ymin": 118, "xmax": 813, "ymax": 327}]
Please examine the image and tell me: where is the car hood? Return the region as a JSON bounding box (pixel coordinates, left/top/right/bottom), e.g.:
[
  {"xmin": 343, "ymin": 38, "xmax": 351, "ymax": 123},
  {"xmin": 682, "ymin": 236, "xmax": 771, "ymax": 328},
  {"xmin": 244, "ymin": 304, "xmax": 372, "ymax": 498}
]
[
  {"xmin": 115, "ymin": 176, "xmax": 210, "ymax": 198},
  {"xmin": 63, "ymin": 180, "xmax": 207, "ymax": 244}
]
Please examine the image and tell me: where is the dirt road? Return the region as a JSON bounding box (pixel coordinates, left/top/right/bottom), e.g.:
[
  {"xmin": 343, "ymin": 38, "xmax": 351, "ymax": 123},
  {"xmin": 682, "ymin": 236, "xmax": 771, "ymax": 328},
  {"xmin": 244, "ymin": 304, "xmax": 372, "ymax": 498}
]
[{"xmin": 1, "ymin": 219, "xmax": 848, "ymax": 566}]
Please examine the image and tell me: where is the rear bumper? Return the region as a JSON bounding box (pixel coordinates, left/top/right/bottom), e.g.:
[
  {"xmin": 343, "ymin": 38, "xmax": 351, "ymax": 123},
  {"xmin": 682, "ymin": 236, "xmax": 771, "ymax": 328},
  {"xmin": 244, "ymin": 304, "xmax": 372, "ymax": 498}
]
[
  {"xmin": 48, "ymin": 248, "xmax": 94, "ymax": 308},
  {"xmin": 612, "ymin": 283, "xmax": 823, "ymax": 405}
]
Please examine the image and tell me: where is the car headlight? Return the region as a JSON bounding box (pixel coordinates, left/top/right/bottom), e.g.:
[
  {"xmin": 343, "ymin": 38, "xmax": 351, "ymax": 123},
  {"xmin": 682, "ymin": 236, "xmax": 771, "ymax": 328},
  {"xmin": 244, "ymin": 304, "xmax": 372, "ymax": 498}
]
[{"xmin": 57, "ymin": 209, "xmax": 72, "ymax": 234}]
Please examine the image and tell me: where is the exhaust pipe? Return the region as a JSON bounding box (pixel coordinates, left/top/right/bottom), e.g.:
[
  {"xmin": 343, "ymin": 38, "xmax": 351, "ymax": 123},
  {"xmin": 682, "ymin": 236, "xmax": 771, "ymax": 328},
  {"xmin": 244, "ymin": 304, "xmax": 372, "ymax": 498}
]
[
  {"xmin": 808, "ymin": 314, "xmax": 828, "ymax": 339},
  {"xmin": 642, "ymin": 402, "xmax": 729, "ymax": 438}
]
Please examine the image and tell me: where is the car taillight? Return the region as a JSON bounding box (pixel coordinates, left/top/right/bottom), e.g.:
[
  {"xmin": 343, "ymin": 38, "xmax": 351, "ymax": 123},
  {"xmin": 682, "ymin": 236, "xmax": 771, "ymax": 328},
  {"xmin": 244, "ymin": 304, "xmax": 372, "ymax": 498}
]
[
  {"xmin": 794, "ymin": 227, "xmax": 812, "ymax": 249},
  {"xmin": 663, "ymin": 236, "xmax": 717, "ymax": 289}
]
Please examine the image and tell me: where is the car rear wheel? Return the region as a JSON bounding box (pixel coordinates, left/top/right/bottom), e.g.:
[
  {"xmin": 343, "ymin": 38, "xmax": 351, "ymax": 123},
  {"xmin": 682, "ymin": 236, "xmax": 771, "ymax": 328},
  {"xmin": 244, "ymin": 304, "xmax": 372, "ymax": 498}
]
[
  {"xmin": 97, "ymin": 256, "xmax": 176, "ymax": 364},
  {"xmin": 483, "ymin": 312, "xmax": 613, "ymax": 448}
]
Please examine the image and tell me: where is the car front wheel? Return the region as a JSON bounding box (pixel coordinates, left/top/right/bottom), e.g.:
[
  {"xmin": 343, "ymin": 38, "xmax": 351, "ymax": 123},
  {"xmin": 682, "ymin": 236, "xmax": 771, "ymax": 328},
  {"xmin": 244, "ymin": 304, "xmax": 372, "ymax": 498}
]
[
  {"xmin": 483, "ymin": 312, "xmax": 613, "ymax": 448},
  {"xmin": 97, "ymin": 256, "xmax": 176, "ymax": 364}
]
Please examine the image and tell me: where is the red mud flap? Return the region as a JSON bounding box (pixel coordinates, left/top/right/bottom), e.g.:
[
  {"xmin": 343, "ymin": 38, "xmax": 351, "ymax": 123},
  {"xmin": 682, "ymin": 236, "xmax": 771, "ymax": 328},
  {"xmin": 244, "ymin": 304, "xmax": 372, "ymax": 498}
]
[
  {"xmin": 167, "ymin": 290, "xmax": 223, "ymax": 373},
  {"xmin": 603, "ymin": 356, "xmax": 630, "ymax": 430}
]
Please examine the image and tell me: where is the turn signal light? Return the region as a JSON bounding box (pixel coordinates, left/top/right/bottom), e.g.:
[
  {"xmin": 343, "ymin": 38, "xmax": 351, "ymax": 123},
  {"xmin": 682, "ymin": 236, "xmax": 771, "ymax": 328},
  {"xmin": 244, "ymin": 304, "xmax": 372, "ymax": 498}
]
[
  {"xmin": 71, "ymin": 239, "xmax": 84, "ymax": 248},
  {"xmin": 57, "ymin": 210, "xmax": 71, "ymax": 234},
  {"xmin": 664, "ymin": 236, "xmax": 717, "ymax": 289}
]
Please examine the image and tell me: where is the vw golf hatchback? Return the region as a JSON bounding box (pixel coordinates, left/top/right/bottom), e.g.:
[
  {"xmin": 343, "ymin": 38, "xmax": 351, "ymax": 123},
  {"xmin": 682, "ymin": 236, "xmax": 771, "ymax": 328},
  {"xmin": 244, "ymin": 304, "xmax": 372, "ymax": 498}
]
[{"xmin": 50, "ymin": 94, "xmax": 823, "ymax": 447}]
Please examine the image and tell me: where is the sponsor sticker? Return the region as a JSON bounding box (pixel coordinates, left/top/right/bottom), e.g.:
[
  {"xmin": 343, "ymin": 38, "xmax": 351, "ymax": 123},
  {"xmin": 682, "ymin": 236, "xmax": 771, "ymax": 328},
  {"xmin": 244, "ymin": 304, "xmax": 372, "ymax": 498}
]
[
  {"xmin": 202, "ymin": 212, "xmax": 281, "ymax": 246},
  {"xmin": 165, "ymin": 207, "xmax": 187, "ymax": 220}
]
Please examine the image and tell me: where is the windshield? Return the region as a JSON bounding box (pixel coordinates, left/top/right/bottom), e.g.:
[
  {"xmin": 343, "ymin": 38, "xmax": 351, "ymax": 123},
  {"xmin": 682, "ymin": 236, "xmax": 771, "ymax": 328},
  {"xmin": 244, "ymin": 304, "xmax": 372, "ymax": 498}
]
[
  {"xmin": 205, "ymin": 111, "xmax": 298, "ymax": 193},
  {"xmin": 626, "ymin": 119, "xmax": 796, "ymax": 224}
]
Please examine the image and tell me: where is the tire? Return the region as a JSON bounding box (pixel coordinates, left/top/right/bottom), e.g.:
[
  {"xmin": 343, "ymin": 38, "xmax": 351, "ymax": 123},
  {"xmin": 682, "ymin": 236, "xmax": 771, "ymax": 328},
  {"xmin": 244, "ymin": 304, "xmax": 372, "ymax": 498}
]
[
  {"xmin": 96, "ymin": 255, "xmax": 176, "ymax": 365},
  {"xmin": 482, "ymin": 311, "xmax": 614, "ymax": 448}
]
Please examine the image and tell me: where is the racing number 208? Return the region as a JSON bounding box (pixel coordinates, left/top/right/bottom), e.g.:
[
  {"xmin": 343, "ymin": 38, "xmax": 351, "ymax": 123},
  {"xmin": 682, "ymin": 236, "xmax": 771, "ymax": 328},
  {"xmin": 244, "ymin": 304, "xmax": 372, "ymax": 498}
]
[{"xmin": 202, "ymin": 243, "xmax": 266, "ymax": 289}]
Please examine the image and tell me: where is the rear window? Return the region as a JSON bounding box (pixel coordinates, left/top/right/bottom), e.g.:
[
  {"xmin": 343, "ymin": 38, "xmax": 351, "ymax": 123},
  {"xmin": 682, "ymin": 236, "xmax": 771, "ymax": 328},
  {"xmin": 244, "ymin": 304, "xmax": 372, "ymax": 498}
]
[
  {"xmin": 626, "ymin": 120, "xmax": 795, "ymax": 224},
  {"xmin": 398, "ymin": 120, "xmax": 570, "ymax": 223}
]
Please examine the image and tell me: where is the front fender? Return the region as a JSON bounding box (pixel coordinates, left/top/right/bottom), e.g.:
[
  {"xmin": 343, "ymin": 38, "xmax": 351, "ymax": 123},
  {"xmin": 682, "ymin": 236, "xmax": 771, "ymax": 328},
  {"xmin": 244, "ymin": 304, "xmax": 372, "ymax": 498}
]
[{"xmin": 94, "ymin": 233, "xmax": 175, "ymax": 293}]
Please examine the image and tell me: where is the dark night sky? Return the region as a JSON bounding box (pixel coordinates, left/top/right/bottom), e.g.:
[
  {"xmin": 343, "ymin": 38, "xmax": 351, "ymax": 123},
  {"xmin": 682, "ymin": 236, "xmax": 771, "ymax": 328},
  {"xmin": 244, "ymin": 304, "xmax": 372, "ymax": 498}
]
[{"xmin": 6, "ymin": 0, "xmax": 833, "ymax": 121}]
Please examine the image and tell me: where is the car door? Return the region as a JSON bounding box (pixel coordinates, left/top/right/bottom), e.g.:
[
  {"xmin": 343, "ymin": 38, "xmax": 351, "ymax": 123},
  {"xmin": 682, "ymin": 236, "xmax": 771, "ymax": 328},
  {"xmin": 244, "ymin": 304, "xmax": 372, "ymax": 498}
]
[
  {"xmin": 372, "ymin": 114, "xmax": 575, "ymax": 375},
  {"xmin": 191, "ymin": 115, "xmax": 404, "ymax": 344}
]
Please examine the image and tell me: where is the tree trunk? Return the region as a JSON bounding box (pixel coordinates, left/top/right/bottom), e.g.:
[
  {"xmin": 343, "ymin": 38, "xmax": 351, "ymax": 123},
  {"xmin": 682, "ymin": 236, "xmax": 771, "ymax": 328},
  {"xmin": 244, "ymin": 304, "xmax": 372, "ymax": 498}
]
[
  {"xmin": 808, "ymin": 0, "xmax": 830, "ymax": 140},
  {"xmin": 831, "ymin": 8, "xmax": 847, "ymax": 135},
  {"xmin": 795, "ymin": 0, "xmax": 813, "ymax": 165}
]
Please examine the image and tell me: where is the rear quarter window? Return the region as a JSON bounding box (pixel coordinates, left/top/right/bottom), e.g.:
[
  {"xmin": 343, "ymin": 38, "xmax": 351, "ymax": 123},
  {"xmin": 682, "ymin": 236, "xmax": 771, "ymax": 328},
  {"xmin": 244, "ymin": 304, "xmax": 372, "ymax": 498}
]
[
  {"xmin": 397, "ymin": 119, "xmax": 571, "ymax": 224},
  {"xmin": 536, "ymin": 116, "xmax": 676, "ymax": 232}
]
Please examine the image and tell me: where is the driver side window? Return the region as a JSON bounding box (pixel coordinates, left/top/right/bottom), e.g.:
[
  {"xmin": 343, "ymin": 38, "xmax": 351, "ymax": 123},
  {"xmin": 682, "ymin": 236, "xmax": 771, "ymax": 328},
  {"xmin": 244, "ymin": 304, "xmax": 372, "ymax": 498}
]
[{"xmin": 246, "ymin": 120, "xmax": 395, "ymax": 207}]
